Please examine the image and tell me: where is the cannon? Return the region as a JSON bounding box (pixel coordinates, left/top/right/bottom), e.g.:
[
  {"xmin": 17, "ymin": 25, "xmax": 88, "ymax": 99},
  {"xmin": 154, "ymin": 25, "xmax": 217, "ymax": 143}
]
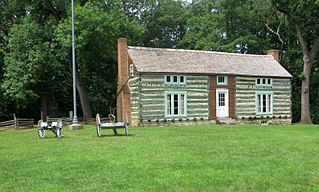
[
  {"xmin": 38, "ymin": 119, "xmax": 63, "ymax": 139},
  {"xmin": 95, "ymin": 113, "xmax": 129, "ymax": 137}
]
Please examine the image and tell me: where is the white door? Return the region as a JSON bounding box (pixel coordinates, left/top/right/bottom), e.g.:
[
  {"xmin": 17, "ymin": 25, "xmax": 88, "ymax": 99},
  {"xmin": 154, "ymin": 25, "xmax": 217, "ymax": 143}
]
[{"xmin": 216, "ymin": 89, "xmax": 229, "ymax": 118}]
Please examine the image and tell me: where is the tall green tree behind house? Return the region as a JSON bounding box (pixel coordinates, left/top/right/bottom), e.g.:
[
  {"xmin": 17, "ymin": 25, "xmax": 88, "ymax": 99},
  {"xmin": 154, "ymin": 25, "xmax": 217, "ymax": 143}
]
[
  {"xmin": 0, "ymin": 5, "xmax": 6, "ymax": 118},
  {"xmin": 2, "ymin": 16, "xmax": 70, "ymax": 119},
  {"xmin": 0, "ymin": 0, "xmax": 319, "ymax": 123},
  {"xmin": 180, "ymin": 0, "xmax": 270, "ymax": 53},
  {"xmin": 0, "ymin": 0, "xmax": 15, "ymax": 118},
  {"xmin": 1, "ymin": 0, "xmax": 143, "ymax": 119},
  {"xmin": 55, "ymin": 1, "xmax": 143, "ymax": 115},
  {"xmin": 260, "ymin": 0, "xmax": 319, "ymax": 124},
  {"xmin": 0, "ymin": 0, "xmax": 49, "ymax": 119},
  {"xmin": 179, "ymin": 0, "xmax": 223, "ymax": 50},
  {"xmin": 120, "ymin": 0, "xmax": 157, "ymax": 21},
  {"xmin": 181, "ymin": 0, "xmax": 319, "ymax": 123},
  {"xmin": 1, "ymin": 0, "xmax": 81, "ymax": 119},
  {"xmin": 253, "ymin": 0, "xmax": 303, "ymax": 122},
  {"xmin": 98, "ymin": 0, "xmax": 187, "ymax": 49},
  {"xmin": 140, "ymin": 0, "xmax": 187, "ymax": 48}
]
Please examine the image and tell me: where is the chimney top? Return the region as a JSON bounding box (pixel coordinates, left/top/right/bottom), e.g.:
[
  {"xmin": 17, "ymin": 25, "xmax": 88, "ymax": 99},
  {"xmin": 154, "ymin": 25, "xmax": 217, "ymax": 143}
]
[
  {"xmin": 118, "ymin": 38, "xmax": 127, "ymax": 43},
  {"xmin": 267, "ymin": 49, "xmax": 279, "ymax": 62}
]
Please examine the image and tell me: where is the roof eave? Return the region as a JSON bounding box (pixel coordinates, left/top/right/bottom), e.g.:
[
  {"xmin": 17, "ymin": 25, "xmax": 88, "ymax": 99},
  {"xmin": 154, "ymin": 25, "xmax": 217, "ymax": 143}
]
[{"xmin": 137, "ymin": 71, "xmax": 292, "ymax": 79}]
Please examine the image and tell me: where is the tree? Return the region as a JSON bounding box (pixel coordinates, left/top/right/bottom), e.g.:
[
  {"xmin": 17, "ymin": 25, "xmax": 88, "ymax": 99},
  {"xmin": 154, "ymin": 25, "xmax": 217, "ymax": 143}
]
[
  {"xmin": 267, "ymin": 0, "xmax": 319, "ymax": 124},
  {"xmin": 180, "ymin": 0, "xmax": 270, "ymax": 53},
  {"xmin": 1, "ymin": 0, "xmax": 143, "ymax": 119},
  {"xmin": 2, "ymin": 16, "xmax": 69, "ymax": 118},
  {"xmin": 141, "ymin": 0, "xmax": 187, "ymax": 48},
  {"xmin": 55, "ymin": 1, "xmax": 143, "ymax": 115},
  {"xmin": 0, "ymin": 0, "xmax": 28, "ymax": 119},
  {"xmin": 179, "ymin": 0, "xmax": 222, "ymax": 50},
  {"xmin": 1, "ymin": 0, "xmax": 75, "ymax": 119}
]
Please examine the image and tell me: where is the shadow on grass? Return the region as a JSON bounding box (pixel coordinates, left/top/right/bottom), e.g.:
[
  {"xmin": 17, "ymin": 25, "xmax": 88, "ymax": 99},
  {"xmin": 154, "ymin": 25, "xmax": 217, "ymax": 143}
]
[
  {"xmin": 36, "ymin": 136, "xmax": 62, "ymax": 140},
  {"xmin": 98, "ymin": 133, "xmax": 134, "ymax": 138},
  {"xmin": 0, "ymin": 127, "xmax": 35, "ymax": 132},
  {"xmin": 35, "ymin": 132, "xmax": 66, "ymax": 140}
]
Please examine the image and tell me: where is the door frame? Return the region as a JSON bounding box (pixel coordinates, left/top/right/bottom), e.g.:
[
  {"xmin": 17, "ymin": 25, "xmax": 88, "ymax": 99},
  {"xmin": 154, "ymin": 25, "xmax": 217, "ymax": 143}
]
[{"xmin": 216, "ymin": 89, "xmax": 229, "ymax": 118}]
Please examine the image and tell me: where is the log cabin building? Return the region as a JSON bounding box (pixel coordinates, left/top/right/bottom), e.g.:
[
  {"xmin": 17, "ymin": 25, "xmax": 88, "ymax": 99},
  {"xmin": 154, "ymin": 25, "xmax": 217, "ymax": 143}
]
[{"xmin": 116, "ymin": 38, "xmax": 292, "ymax": 126}]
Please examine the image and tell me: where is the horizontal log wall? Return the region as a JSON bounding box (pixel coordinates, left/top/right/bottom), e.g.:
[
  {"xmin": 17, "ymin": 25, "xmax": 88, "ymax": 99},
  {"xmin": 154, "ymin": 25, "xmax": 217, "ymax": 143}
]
[
  {"xmin": 137, "ymin": 73, "xmax": 210, "ymax": 125},
  {"xmin": 129, "ymin": 77, "xmax": 140, "ymax": 126},
  {"xmin": 235, "ymin": 76, "xmax": 291, "ymax": 124}
]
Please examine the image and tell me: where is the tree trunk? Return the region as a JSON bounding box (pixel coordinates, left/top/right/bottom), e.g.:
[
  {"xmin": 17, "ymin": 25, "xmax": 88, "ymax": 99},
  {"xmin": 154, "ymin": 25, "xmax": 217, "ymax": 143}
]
[
  {"xmin": 41, "ymin": 95, "xmax": 48, "ymax": 121},
  {"xmin": 75, "ymin": 69, "xmax": 92, "ymax": 119},
  {"xmin": 292, "ymin": 23, "xmax": 319, "ymax": 124},
  {"xmin": 300, "ymin": 56, "xmax": 313, "ymax": 124},
  {"xmin": 67, "ymin": 50, "xmax": 92, "ymax": 119}
]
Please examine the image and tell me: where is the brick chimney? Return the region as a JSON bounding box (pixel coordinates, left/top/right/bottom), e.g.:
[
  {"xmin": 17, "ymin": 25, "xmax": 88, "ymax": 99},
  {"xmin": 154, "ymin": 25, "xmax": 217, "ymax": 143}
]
[
  {"xmin": 117, "ymin": 38, "xmax": 131, "ymax": 122},
  {"xmin": 267, "ymin": 49, "xmax": 279, "ymax": 62}
]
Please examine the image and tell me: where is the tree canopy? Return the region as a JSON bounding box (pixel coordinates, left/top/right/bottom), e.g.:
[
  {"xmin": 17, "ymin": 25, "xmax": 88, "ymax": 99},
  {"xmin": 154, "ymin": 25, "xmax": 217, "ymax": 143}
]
[{"xmin": 0, "ymin": 0, "xmax": 319, "ymax": 123}]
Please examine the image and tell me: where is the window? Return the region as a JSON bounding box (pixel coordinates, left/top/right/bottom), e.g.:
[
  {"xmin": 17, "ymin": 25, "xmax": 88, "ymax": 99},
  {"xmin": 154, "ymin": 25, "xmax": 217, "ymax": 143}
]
[
  {"xmin": 164, "ymin": 75, "xmax": 186, "ymax": 85},
  {"xmin": 256, "ymin": 78, "xmax": 272, "ymax": 86},
  {"xmin": 129, "ymin": 64, "xmax": 134, "ymax": 77},
  {"xmin": 180, "ymin": 76, "xmax": 184, "ymax": 83},
  {"xmin": 256, "ymin": 92, "xmax": 273, "ymax": 114},
  {"xmin": 218, "ymin": 92, "xmax": 225, "ymax": 106},
  {"xmin": 166, "ymin": 76, "xmax": 171, "ymax": 83},
  {"xmin": 173, "ymin": 75, "xmax": 178, "ymax": 83},
  {"xmin": 257, "ymin": 78, "xmax": 261, "ymax": 84},
  {"xmin": 217, "ymin": 75, "xmax": 228, "ymax": 85},
  {"xmin": 165, "ymin": 92, "xmax": 187, "ymax": 117}
]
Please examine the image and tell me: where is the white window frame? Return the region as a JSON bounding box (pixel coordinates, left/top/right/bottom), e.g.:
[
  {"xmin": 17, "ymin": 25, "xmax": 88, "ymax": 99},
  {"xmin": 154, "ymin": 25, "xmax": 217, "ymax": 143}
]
[
  {"xmin": 164, "ymin": 75, "xmax": 187, "ymax": 85},
  {"xmin": 129, "ymin": 64, "xmax": 134, "ymax": 77},
  {"xmin": 217, "ymin": 75, "xmax": 228, "ymax": 85},
  {"xmin": 256, "ymin": 92, "xmax": 273, "ymax": 115},
  {"xmin": 256, "ymin": 78, "xmax": 272, "ymax": 86},
  {"xmin": 165, "ymin": 92, "xmax": 187, "ymax": 117}
]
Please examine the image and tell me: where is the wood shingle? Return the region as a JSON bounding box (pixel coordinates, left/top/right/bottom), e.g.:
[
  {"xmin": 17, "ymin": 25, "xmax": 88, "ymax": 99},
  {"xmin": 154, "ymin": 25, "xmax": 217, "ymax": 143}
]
[{"xmin": 127, "ymin": 46, "xmax": 292, "ymax": 78}]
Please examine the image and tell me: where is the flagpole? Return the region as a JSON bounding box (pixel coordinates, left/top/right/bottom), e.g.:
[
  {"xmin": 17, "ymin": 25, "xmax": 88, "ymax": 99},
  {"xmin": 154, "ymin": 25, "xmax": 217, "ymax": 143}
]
[
  {"xmin": 69, "ymin": 0, "xmax": 82, "ymax": 130},
  {"xmin": 71, "ymin": 0, "xmax": 78, "ymax": 124}
]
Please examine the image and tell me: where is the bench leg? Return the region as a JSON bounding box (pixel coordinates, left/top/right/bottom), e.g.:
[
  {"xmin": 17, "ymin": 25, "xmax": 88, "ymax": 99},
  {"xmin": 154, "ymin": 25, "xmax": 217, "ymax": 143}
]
[{"xmin": 112, "ymin": 128, "xmax": 118, "ymax": 134}]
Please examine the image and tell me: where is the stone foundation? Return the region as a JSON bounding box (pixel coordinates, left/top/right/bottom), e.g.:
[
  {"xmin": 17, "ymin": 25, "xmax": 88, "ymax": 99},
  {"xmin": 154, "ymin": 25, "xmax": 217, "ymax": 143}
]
[
  {"xmin": 236, "ymin": 117, "xmax": 291, "ymax": 125},
  {"xmin": 137, "ymin": 118, "xmax": 215, "ymax": 127}
]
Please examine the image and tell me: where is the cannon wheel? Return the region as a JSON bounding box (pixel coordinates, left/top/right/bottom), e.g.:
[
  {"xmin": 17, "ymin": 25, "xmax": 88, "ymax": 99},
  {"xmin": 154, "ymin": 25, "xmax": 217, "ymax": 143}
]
[
  {"xmin": 37, "ymin": 120, "xmax": 45, "ymax": 139},
  {"xmin": 55, "ymin": 119, "xmax": 62, "ymax": 138},
  {"xmin": 57, "ymin": 119, "xmax": 63, "ymax": 129},
  {"xmin": 96, "ymin": 113, "xmax": 102, "ymax": 137},
  {"xmin": 56, "ymin": 119, "xmax": 63, "ymax": 138},
  {"xmin": 56, "ymin": 128, "xmax": 62, "ymax": 138}
]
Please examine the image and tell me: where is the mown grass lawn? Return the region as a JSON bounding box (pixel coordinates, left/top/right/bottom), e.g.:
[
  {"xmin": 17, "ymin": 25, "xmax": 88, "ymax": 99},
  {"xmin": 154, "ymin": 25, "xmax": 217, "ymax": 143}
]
[{"xmin": 0, "ymin": 124, "xmax": 319, "ymax": 191}]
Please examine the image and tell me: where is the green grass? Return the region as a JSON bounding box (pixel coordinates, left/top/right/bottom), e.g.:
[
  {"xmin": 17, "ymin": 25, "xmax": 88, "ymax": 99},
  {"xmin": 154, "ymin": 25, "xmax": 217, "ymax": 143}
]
[{"xmin": 1, "ymin": 124, "xmax": 319, "ymax": 191}]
